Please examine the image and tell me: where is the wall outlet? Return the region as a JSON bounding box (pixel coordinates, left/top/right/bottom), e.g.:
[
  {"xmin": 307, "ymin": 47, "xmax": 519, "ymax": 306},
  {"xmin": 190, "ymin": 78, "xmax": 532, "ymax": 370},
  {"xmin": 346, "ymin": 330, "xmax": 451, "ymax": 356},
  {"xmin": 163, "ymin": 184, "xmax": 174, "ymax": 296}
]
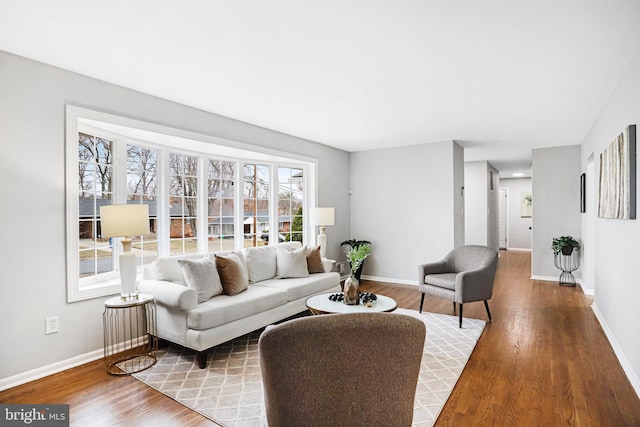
[{"xmin": 45, "ymin": 316, "xmax": 59, "ymax": 334}]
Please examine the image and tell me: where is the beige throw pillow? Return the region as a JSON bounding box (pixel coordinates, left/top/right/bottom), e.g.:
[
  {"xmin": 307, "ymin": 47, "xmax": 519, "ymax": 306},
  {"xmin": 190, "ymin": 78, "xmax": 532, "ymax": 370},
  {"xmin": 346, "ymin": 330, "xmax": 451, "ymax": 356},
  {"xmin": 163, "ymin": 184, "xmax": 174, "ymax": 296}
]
[
  {"xmin": 275, "ymin": 245, "xmax": 310, "ymax": 278},
  {"xmin": 178, "ymin": 258, "xmax": 223, "ymax": 303},
  {"xmin": 215, "ymin": 252, "xmax": 249, "ymax": 295},
  {"xmin": 306, "ymin": 245, "xmax": 325, "ymax": 273}
]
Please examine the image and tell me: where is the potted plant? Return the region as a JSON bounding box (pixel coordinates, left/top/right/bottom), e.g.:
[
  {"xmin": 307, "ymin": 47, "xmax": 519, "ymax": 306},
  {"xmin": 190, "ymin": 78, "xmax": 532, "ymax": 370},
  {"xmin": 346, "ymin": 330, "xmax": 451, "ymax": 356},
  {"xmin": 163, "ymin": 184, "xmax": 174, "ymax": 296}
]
[
  {"xmin": 340, "ymin": 239, "xmax": 372, "ymax": 281},
  {"xmin": 342, "ymin": 243, "xmax": 372, "ymax": 305},
  {"xmin": 551, "ymin": 236, "xmax": 580, "ymax": 256}
]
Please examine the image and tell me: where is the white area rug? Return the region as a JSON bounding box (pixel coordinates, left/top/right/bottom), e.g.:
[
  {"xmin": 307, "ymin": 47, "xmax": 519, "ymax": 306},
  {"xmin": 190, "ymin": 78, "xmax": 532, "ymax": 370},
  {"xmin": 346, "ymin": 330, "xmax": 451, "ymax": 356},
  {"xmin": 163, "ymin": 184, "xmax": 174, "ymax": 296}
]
[{"xmin": 133, "ymin": 309, "xmax": 485, "ymax": 427}]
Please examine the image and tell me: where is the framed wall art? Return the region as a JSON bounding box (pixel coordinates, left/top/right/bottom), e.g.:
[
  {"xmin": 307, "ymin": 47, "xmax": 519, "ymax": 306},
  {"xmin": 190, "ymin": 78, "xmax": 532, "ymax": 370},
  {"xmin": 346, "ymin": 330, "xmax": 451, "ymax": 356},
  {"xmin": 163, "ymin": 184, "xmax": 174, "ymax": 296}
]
[
  {"xmin": 520, "ymin": 192, "xmax": 532, "ymax": 218},
  {"xmin": 598, "ymin": 125, "xmax": 636, "ymax": 219}
]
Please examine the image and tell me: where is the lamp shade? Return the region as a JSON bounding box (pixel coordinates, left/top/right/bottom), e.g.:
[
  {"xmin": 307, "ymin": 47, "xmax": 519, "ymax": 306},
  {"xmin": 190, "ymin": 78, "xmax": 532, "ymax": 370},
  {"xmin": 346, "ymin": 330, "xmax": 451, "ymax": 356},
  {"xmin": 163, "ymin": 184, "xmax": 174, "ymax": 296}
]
[
  {"xmin": 100, "ymin": 204, "xmax": 150, "ymax": 238},
  {"xmin": 310, "ymin": 207, "xmax": 335, "ymax": 226}
]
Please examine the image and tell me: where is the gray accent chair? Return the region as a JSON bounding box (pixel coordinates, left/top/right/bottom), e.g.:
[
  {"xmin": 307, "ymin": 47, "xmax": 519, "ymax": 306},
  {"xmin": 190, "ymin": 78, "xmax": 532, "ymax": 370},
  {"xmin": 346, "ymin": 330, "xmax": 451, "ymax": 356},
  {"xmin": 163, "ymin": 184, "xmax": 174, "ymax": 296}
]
[
  {"xmin": 259, "ymin": 312, "xmax": 426, "ymax": 427},
  {"xmin": 418, "ymin": 245, "xmax": 498, "ymax": 328}
]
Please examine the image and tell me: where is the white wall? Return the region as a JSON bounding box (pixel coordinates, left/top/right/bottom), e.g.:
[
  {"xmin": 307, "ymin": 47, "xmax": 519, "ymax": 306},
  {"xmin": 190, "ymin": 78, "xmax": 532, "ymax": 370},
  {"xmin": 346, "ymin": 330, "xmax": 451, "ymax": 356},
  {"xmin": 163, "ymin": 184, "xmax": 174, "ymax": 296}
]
[
  {"xmin": 0, "ymin": 51, "xmax": 351, "ymax": 382},
  {"xmin": 464, "ymin": 161, "xmax": 499, "ymax": 250},
  {"xmin": 580, "ymin": 43, "xmax": 640, "ymax": 394},
  {"xmin": 349, "ymin": 141, "xmax": 464, "ymax": 284},
  {"xmin": 500, "ymin": 178, "xmax": 532, "ymax": 250},
  {"xmin": 531, "ymin": 145, "xmax": 581, "ymax": 280}
]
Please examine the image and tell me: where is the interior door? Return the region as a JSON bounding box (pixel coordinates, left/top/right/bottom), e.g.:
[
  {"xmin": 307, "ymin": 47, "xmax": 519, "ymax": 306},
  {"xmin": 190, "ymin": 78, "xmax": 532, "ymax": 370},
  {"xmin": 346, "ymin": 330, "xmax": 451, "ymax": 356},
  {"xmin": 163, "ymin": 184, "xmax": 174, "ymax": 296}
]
[{"xmin": 499, "ymin": 188, "xmax": 507, "ymax": 249}]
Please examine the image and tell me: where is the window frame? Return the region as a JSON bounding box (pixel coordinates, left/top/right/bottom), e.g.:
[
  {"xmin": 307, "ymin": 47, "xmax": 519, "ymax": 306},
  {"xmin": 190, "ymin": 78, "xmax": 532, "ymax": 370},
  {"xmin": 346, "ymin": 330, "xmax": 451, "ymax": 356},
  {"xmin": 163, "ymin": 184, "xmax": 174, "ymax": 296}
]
[{"xmin": 66, "ymin": 105, "xmax": 316, "ymax": 302}]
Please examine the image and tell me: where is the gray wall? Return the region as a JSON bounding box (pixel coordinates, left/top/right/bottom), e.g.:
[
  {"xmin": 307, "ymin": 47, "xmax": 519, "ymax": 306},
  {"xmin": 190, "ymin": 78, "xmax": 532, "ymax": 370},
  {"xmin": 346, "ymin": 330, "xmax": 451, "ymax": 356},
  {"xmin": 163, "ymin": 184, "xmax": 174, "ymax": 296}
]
[
  {"xmin": 531, "ymin": 145, "xmax": 581, "ymax": 279},
  {"xmin": 500, "ymin": 177, "xmax": 532, "ymax": 250},
  {"xmin": 0, "ymin": 51, "xmax": 350, "ymax": 381},
  {"xmin": 349, "ymin": 141, "xmax": 464, "ymax": 283},
  {"xmin": 580, "ymin": 43, "xmax": 640, "ymax": 390}
]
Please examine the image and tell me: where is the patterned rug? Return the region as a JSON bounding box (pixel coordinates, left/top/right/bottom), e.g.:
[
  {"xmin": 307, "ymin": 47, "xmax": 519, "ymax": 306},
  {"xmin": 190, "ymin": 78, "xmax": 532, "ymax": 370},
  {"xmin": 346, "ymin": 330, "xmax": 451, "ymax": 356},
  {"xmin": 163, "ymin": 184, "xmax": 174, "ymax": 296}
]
[{"xmin": 133, "ymin": 309, "xmax": 486, "ymax": 426}]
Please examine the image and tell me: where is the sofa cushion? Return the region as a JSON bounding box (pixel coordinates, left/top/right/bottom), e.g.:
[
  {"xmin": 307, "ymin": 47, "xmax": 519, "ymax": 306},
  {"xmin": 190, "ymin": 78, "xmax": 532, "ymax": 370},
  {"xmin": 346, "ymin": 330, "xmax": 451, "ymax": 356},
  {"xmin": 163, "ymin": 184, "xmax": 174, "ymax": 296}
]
[
  {"xmin": 245, "ymin": 245, "xmax": 277, "ymax": 283},
  {"xmin": 275, "ymin": 245, "xmax": 309, "ymax": 279},
  {"xmin": 187, "ymin": 285, "xmax": 288, "ymax": 330},
  {"xmin": 215, "ymin": 252, "xmax": 249, "ymax": 295},
  {"xmin": 306, "ymin": 245, "xmax": 325, "ymax": 274},
  {"xmin": 254, "ymin": 272, "xmax": 339, "ymax": 302},
  {"xmin": 178, "ymin": 258, "xmax": 223, "ymax": 303},
  {"xmin": 424, "ymin": 273, "xmax": 457, "ymax": 290}
]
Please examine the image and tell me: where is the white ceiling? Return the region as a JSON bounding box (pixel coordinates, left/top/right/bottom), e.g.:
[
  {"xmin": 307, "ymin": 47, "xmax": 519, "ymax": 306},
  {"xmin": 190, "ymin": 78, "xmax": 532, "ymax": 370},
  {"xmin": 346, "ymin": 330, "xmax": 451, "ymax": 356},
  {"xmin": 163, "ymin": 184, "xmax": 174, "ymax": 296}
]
[{"xmin": 2, "ymin": 1, "xmax": 640, "ymax": 176}]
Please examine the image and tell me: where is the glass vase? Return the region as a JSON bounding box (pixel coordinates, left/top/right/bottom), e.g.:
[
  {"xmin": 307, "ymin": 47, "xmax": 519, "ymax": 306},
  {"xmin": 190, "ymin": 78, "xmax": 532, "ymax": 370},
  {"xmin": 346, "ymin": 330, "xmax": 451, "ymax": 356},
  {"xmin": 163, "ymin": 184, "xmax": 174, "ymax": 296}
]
[{"xmin": 343, "ymin": 274, "xmax": 360, "ymax": 305}]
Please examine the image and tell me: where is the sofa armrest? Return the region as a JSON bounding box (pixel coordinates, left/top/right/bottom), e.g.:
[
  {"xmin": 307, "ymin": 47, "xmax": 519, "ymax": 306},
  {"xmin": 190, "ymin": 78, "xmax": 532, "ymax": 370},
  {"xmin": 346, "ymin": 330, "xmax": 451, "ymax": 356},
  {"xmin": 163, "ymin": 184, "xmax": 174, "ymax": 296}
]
[
  {"xmin": 138, "ymin": 280, "xmax": 198, "ymax": 311},
  {"xmin": 321, "ymin": 258, "xmax": 335, "ymax": 273}
]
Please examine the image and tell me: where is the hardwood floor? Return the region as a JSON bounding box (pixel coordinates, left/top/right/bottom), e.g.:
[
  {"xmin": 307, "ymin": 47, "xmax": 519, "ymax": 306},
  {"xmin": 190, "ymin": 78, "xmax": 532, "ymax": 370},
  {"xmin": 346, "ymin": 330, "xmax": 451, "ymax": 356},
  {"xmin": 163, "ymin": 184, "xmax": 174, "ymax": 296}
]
[{"xmin": 2, "ymin": 250, "xmax": 639, "ymax": 426}]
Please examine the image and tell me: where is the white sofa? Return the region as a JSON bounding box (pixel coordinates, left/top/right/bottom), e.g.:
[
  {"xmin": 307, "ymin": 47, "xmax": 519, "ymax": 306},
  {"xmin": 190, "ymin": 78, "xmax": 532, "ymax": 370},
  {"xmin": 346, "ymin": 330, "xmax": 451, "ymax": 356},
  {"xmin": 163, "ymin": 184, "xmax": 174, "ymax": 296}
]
[{"xmin": 138, "ymin": 242, "xmax": 341, "ymax": 368}]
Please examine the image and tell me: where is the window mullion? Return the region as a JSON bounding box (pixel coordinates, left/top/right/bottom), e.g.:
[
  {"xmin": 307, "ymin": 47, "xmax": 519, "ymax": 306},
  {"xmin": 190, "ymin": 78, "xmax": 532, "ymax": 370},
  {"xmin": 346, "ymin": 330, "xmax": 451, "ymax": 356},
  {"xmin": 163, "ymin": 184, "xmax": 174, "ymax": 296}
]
[
  {"xmin": 270, "ymin": 164, "xmax": 278, "ymax": 244},
  {"xmin": 110, "ymin": 137, "xmax": 128, "ymax": 270},
  {"xmin": 235, "ymin": 161, "xmax": 243, "ymax": 250},
  {"xmin": 198, "ymin": 156, "xmax": 208, "ymax": 254},
  {"xmin": 157, "ymin": 148, "xmax": 170, "ymax": 256}
]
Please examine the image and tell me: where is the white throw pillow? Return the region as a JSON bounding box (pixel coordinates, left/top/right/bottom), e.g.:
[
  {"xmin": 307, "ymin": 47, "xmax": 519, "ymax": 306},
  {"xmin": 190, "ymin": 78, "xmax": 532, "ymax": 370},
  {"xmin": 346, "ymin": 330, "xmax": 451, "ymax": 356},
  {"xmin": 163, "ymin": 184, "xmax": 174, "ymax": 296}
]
[
  {"xmin": 178, "ymin": 258, "xmax": 223, "ymax": 303},
  {"xmin": 275, "ymin": 245, "xmax": 310, "ymax": 279},
  {"xmin": 245, "ymin": 245, "xmax": 277, "ymax": 283},
  {"xmin": 151, "ymin": 257, "xmax": 188, "ymax": 285}
]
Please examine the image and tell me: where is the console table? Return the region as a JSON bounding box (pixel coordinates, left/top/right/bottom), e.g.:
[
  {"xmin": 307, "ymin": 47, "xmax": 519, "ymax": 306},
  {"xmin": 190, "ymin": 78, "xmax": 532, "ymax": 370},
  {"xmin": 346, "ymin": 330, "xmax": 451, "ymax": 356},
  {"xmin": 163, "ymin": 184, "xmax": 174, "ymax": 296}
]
[{"xmin": 103, "ymin": 293, "xmax": 158, "ymax": 375}]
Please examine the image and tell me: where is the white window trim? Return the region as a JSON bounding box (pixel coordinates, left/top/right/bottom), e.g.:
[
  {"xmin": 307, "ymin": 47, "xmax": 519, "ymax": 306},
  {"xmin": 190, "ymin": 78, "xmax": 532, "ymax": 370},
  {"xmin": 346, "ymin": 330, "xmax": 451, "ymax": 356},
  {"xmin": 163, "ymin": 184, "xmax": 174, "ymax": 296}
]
[{"xmin": 66, "ymin": 105, "xmax": 317, "ymax": 302}]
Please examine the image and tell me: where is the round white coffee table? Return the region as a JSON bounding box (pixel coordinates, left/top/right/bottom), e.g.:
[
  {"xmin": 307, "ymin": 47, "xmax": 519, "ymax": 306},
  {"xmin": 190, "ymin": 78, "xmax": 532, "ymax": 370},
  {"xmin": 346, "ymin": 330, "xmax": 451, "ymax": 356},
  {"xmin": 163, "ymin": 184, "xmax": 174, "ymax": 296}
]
[{"xmin": 305, "ymin": 293, "xmax": 397, "ymax": 315}]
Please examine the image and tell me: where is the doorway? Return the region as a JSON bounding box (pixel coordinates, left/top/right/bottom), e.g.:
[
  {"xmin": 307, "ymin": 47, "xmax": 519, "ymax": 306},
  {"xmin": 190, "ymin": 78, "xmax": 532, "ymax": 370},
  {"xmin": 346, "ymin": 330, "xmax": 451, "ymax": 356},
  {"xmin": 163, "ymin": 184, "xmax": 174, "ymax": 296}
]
[{"xmin": 499, "ymin": 188, "xmax": 507, "ymax": 249}]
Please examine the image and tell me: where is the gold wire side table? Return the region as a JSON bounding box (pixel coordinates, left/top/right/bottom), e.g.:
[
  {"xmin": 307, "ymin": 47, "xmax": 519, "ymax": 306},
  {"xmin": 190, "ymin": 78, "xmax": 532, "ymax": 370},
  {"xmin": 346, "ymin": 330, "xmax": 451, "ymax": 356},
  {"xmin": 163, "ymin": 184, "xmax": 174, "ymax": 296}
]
[{"xmin": 103, "ymin": 293, "xmax": 158, "ymax": 375}]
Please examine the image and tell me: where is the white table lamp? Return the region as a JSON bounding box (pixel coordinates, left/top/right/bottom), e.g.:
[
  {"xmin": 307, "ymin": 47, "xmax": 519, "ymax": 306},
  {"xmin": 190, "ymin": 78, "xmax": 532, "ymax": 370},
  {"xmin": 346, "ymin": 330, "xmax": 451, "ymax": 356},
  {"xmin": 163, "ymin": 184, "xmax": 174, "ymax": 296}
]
[
  {"xmin": 100, "ymin": 204, "xmax": 150, "ymax": 300},
  {"xmin": 310, "ymin": 207, "xmax": 335, "ymax": 258}
]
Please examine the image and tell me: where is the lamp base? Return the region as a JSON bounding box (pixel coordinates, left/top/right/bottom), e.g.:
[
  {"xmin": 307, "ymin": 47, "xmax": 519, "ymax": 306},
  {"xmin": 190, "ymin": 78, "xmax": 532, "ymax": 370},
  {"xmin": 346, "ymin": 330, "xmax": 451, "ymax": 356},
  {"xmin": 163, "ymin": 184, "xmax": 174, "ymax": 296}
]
[
  {"xmin": 317, "ymin": 227, "xmax": 327, "ymax": 258},
  {"xmin": 119, "ymin": 251, "xmax": 138, "ymax": 300}
]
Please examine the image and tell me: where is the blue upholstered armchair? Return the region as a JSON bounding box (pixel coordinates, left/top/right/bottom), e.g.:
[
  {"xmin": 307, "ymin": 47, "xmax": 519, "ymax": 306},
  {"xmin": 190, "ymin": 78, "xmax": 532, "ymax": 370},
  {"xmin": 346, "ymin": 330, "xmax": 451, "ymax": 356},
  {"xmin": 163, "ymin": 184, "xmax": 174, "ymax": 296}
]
[{"xmin": 418, "ymin": 245, "xmax": 498, "ymax": 328}]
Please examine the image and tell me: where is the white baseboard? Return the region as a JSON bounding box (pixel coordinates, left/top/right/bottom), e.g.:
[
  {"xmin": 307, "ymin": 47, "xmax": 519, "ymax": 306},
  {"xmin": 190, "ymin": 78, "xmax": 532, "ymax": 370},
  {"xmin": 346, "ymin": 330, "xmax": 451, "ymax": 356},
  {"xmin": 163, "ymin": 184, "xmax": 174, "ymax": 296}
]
[
  {"xmin": 530, "ymin": 275, "xmax": 560, "ymax": 282},
  {"xmin": 506, "ymin": 247, "xmax": 532, "ymax": 252},
  {"xmin": 0, "ymin": 349, "xmax": 104, "ymax": 392},
  {"xmin": 360, "ymin": 275, "xmax": 418, "ymax": 286},
  {"xmin": 531, "ymin": 275, "xmax": 589, "ymax": 294},
  {"xmin": 0, "ymin": 337, "xmax": 151, "ymax": 391},
  {"xmin": 592, "ymin": 303, "xmax": 640, "ymax": 399}
]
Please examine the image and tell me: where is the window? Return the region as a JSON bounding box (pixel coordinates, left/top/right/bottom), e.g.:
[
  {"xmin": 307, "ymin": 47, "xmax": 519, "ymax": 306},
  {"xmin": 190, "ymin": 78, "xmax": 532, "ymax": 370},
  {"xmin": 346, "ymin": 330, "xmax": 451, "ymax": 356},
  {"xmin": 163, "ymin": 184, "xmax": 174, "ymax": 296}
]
[
  {"xmin": 207, "ymin": 160, "xmax": 235, "ymax": 252},
  {"xmin": 127, "ymin": 144, "xmax": 158, "ymax": 265},
  {"xmin": 169, "ymin": 153, "xmax": 199, "ymax": 255},
  {"xmin": 66, "ymin": 106, "xmax": 315, "ymax": 302},
  {"xmin": 243, "ymin": 163, "xmax": 270, "ymax": 247},
  {"xmin": 278, "ymin": 167, "xmax": 304, "ymax": 242},
  {"xmin": 78, "ymin": 132, "xmax": 114, "ymax": 279}
]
